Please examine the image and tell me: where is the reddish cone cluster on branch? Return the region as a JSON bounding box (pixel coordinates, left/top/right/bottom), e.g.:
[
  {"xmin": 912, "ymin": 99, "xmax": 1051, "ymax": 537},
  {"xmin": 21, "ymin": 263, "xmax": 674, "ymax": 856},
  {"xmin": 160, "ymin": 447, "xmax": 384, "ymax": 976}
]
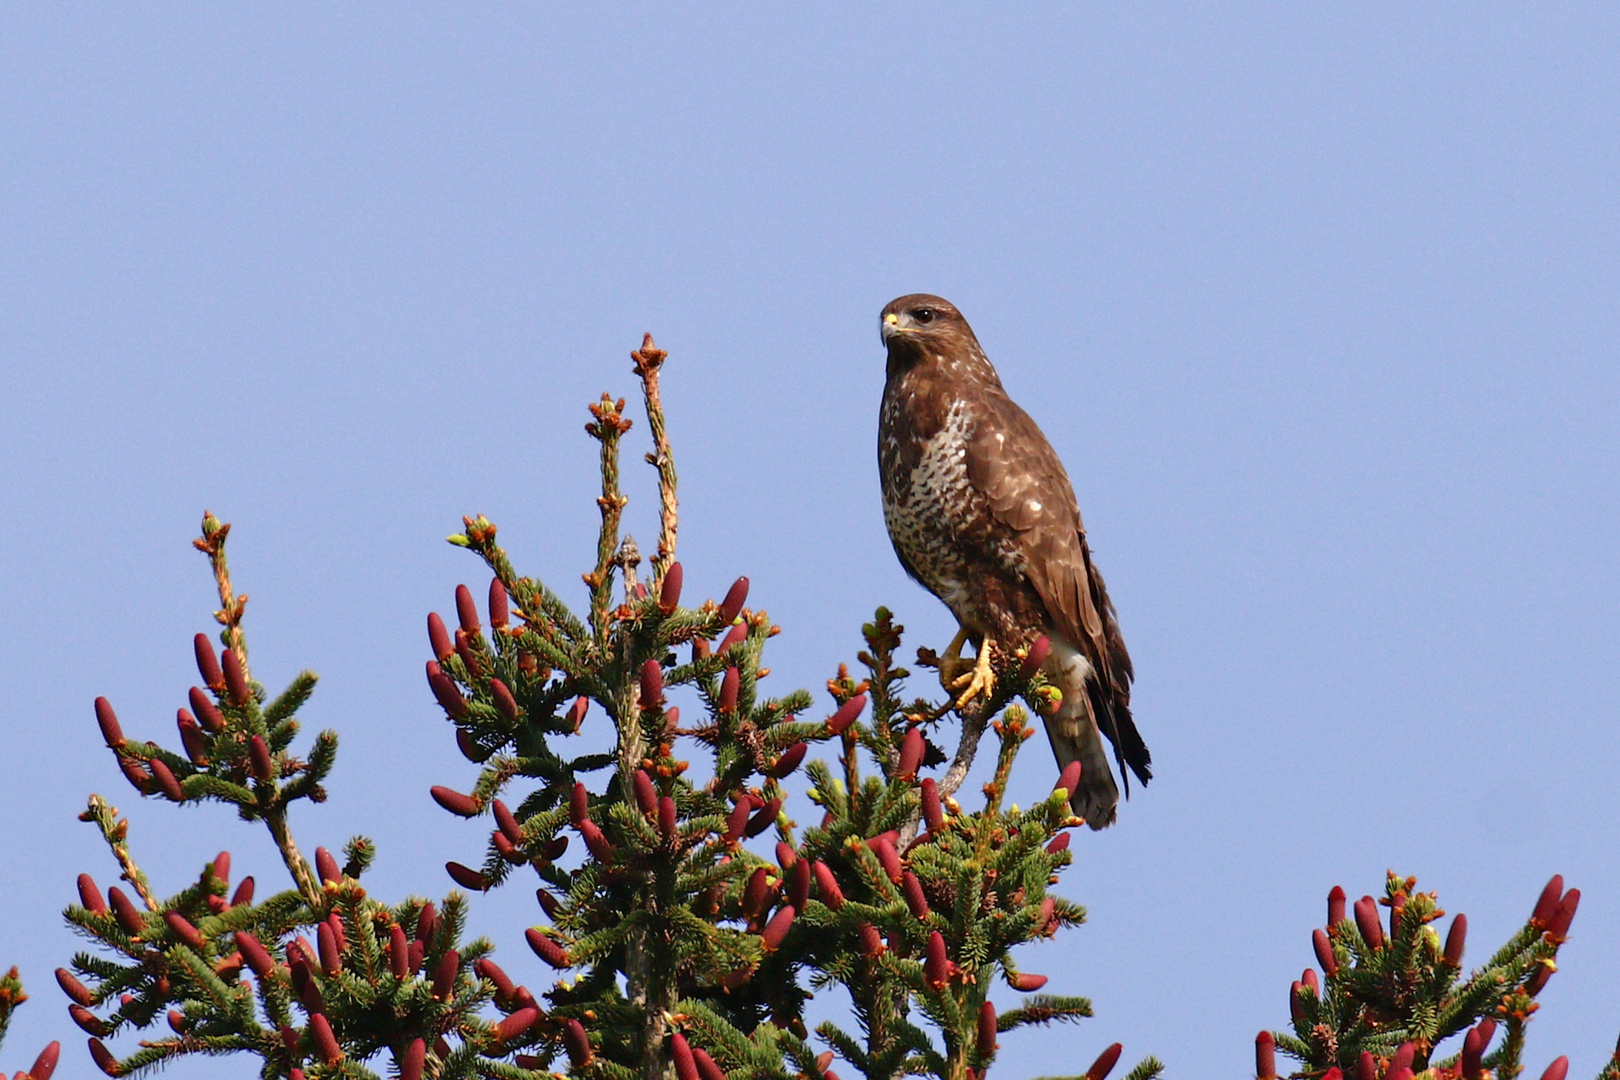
[{"xmin": 1259, "ymin": 872, "xmax": 1616, "ymax": 1080}]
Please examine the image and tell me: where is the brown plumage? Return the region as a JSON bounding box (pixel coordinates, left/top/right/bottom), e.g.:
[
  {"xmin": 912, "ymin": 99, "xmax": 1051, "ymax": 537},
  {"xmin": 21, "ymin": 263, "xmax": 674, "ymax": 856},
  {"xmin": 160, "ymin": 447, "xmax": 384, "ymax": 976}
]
[{"xmin": 878, "ymin": 293, "xmax": 1150, "ymax": 828}]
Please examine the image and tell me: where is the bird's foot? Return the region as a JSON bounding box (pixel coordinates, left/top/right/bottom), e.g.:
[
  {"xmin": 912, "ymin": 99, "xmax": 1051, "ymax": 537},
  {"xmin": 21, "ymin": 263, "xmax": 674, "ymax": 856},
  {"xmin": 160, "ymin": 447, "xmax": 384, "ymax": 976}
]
[
  {"xmin": 934, "ymin": 628, "xmax": 971, "ymax": 692},
  {"xmin": 949, "ymin": 638, "xmax": 997, "ymax": 710}
]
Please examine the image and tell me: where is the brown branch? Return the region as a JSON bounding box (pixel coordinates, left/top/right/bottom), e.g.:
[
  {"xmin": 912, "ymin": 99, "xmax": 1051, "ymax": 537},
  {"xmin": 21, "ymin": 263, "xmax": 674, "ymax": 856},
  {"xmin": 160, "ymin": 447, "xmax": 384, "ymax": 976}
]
[
  {"xmin": 81, "ymin": 795, "xmax": 159, "ymax": 910},
  {"xmin": 585, "ymin": 394, "xmax": 633, "ymax": 643},
  {"xmin": 632, "ymin": 334, "xmax": 678, "ymax": 585}
]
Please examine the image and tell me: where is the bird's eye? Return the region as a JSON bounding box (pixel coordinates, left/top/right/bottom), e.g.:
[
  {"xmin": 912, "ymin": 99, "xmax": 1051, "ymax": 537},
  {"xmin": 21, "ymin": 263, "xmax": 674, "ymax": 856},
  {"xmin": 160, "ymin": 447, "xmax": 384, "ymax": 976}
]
[{"xmin": 913, "ymin": 308, "xmax": 935, "ymax": 324}]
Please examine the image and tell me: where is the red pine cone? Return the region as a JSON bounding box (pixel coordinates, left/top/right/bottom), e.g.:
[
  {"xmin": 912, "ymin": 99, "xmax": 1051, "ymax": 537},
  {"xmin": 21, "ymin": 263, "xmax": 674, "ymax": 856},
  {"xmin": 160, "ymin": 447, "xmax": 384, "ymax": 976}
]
[
  {"xmin": 744, "ymin": 797, "xmax": 781, "ymax": 838},
  {"xmin": 1356, "ymin": 1051, "xmax": 1377, "ymax": 1080},
  {"xmin": 388, "ymin": 924, "xmax": 410, "ymax": 979},
  {"xmin": 149, "ymin": 759, "xmax": 185, "ymax": 802},
  {"xmin": 526, "ymin": 928, "xmax": 570, "ymax": 969},
  {"xmin": 672, "ymin": 1033, "xmax": 699, "ymax": 1080},
  {"xmin": 235, "ymin": 932, "xmax": 275, "ymax": 978},
  {"xmin": 872, "ymin": 836, "xmax": 903, "ymax": 883},
  {"xmin": 826, "ymin": 694, "xmax": 867, "ymax": 735},
  {"xmin": 762, "ymin": 904, "xmax": 796, "ymax": 951},
  {"xmin": 768, "ymin": 742, "xmax": 808, "ymax": 779},
  {"xmin": 563, "ymin": 1018, "xmax": 592, "ymax": 1067},
  {"xmin": 314, "ymin": 847, "xmax": 341, "ymax": 885},
  {"xmin": 317, "ymin": 923, "xmax": 341, "ymax": 977},
  {"xmin": 194, "ymin": 633, "xmax": 224, "ymax": 689},
  {"xmin": 1054, "ymin": 760, "xmax": 1083, "ymax": 799},
  {"xmin": 659, "ymin": 796, "xmax": 678, "ymax": 844},
  {"xmin": 1255, "ymin": 1031, "xmax": 1276, "ymax": 1080},
  {"xmin": 445, "ymin": 862, "xmax": 488, "ymax": 891},
  {"xmin": 977, "ymin": 1001, "xmax": 998, "ymax": 1055},
  {"xmin": 901, "ymin": 872, "xmax": 930, "ymax": 919},
  {"xmin": 1087, "ymin": 1043, "xmax": 1123, "ymax": 1080},
  {"xmin": 725, "ymin": 800, "xmax": 752, "ymax": 844},
  {"xmin": 177, "ymin": 711, "xmax": 208, "ymax": 764},
  {"xmin": 813, "ymin": 862, "xmax": 845, "ymax": 909},
  {"xmin": 476, "ymin": 958, "xmax": 515, "ymax": 1001},
  {"xmin": 579, "ymin": 819, "xmax": 615, "ymax": 862},
  {"xmin": 432, "ymin": 950, "xmax": 460, "ymax": 999},
  {"xmin": 569, "ymin": 782, "xmax": 590, "ymax": 828},
  {"xmin": 1327, "ymin": 885, "xmax": 1346, "ymax": 928},
  {"xmin": 248, "ymin": 735, "xmax": 273, "ymax": 783},
  {"xmin": 189, "ymin": 687, "xmax": 225, "ymax": 733},
  {"xmin": 1313, "ymin": 928, "xmax": 1338, "ymax": 976},
  {"xmin": 455, "ymin": 584, "xmax": 480, "ymax": 634},
  {"xmin": 221, "ymin": 649, "xmax": 250, "ymax": 707},
  {"xmin": 1020, "ymin": 636, "xmax": 1051, "ymax": 679},
  {"xmin": 719, "ymin": 620, "xmax": 748, "ymax": 656},
  {"xmin": 29, "ymin": 1040, "xmax": 60, "ymax": 1080},
  {"xmin": 641, "ymin": 659, "xmax": 665, "ymax": 708},
  {"xmin": 232, "ymin": 877, "xmax": 256, "ymax": 907},
  {"xmin": 1046, "ymin": 832, "xmax": 1070, "ymax": 855},
  {"xmin": 108, "ymin": 887, "xmax": 144, "ymax": 936},
  {"xmin": 718, "ymin": 577, "xmax": 750, "ymax": 624},
  {"xmin": 1445, "ymin": 914, "xmax": 1467, "ymax": 966},
  {"xmin": 692, "ymin": 1046, "xmax": 727, "ymax": 1080},
  {"xmin": 430, "ymin": 786, "xmax": 480, "ymax": 818},
  {"xmin": 164, "ymin": 912, "xmax": 206, "ymax": 951},
  {"xmin": 921, "ymin": 778, "xmax": 945, "ymax": 833},
  {"xmin": 425, "ymin": 661, "xmax": 468, "ymax": 719},
  {"xmin": 117, "ymin": 755, "xmax": 152, "ymax": 795},
  {"xmin": 1547, "ymin": 888, "xmax": 1580, "ymax": 942},
  {"xmin": 400, "ymin": 1038, "xmax": 426, "ymax": 1080},
  {"xmin": 923, "ymin": 931, "xmax": 950, "ymax": 988},
  {"xmin": 55, "ymin": 968, "xmax": 92, "ymax": 1007},
  {"xmin": 309, "ymin": 1013, "xmax": 342, "ymax": 1064},
  {"xmin": 93, "ymin": 698, "xmax": 124, "ymax": 748},
  {"xmin": 493, "ymin": 799, "xmax": 524, "ymax": 844},
  {"xmin": 1541, "ymin": 1058, "xmax": 1570, "ymax": 1080},
  {"xmin": 488, "ymin": 578, "xmax": 509, "ymax": 628},
  {"xmin": 427, "ymin": 612, "xmax": 452, "ymax": 660},
  {"xmin": 659, "ymin": 562, "xmax": 684, "ymax": 613},
  {"xmin": 1532, "ymin": 875, "xmax": 1565, "ymax": 926},
  {"xmin": 719, "ymin": 666, "xmax": 740, "ymax": 713},
  {"xmin": 788, "ymin": 859, "xmax": 811, "ymax": 911},
  {"xmin": 1353, "ymin": 896, "xmax": 1384, "ymax": 949},
  {"xmin": 491, "ymin": 678, "xmax": 521, "ymax": 722},
  {"xmin": 77, "ymin": 874, "xmax": 107, "ymax": 915},
  {"xmin": 70, "ymin": 1004, "xmax": 108, "ymax": 1036},
  {"xmin": 857, "ymin": 923, "xmax": 885, "ymax": 958},
  {"xmin": 633, "ymin": 769, "xmax": 659, "ymax": 818},
  {"xmin": 896, "ymin": 727, "xmax": 924, "ymax": 781},
  {"xmin": 88, "ymin": 1037, "xmax": 120, "ymax": 1075}
]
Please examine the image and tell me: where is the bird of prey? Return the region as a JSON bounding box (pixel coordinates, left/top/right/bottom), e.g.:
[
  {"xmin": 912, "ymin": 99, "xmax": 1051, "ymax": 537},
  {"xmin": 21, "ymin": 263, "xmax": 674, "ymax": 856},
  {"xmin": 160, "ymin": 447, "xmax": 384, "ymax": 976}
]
[{"xmin": 877, "ymin": 294, "xmax": 1150, "ymax": 828}]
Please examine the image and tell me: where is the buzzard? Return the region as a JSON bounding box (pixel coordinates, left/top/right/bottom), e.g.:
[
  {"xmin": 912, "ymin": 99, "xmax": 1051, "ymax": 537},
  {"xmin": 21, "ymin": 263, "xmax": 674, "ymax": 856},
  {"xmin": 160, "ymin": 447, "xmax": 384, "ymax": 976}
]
[{"xmin": 878, "ymin": 294, "xmax": 1150, "ymax": 828}]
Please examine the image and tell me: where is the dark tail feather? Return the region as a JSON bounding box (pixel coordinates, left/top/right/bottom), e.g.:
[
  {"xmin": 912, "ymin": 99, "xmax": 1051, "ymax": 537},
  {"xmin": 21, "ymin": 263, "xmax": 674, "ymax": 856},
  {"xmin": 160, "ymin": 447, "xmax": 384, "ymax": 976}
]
[{"xmin": 1089, "ymin": 685, "xmax": 1152, "ymax": 795}]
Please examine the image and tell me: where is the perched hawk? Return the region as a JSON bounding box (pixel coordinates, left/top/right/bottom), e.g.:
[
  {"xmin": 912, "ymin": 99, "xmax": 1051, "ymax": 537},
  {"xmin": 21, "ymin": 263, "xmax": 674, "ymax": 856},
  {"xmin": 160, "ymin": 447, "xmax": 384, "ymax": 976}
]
[{"xmin": 878, "ymin": 294, "xmax": 1150, "ymax": 828}]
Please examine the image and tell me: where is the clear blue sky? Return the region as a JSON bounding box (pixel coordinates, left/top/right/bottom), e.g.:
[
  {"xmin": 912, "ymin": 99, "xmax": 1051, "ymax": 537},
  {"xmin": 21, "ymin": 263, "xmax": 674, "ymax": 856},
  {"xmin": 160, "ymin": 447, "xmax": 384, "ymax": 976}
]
[{"xmin": 3, "ymin": 6, "xmax": 1617, "ymax": 1077}]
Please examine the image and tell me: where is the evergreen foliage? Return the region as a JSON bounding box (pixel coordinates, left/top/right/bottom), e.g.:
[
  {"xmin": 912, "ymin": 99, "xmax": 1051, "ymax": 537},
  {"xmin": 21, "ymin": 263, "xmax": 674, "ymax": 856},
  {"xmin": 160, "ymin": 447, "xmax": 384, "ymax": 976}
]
[
  {"xmin": 1257, "ymin": 874, "xmax": 1620, "ymax": 1080},
  {"xmin": 36, "ymin": 335, "xmax": 1618, "ymax": 1079}
]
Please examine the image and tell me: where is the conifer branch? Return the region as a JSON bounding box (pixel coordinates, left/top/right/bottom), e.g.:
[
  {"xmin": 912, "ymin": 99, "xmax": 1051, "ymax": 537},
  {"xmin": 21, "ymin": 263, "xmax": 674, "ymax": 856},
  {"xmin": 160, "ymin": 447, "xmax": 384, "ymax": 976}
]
[
  {"xmin": 194, "ymin": 510, "xmax": 248, "ymax": 669},
  {"xmin": 631, "ymin": 333, "xmax": 679, "ymax": 584},
  {"xmin": 81, "ymin": 795, "xmax": 159, "ymax": 910}
]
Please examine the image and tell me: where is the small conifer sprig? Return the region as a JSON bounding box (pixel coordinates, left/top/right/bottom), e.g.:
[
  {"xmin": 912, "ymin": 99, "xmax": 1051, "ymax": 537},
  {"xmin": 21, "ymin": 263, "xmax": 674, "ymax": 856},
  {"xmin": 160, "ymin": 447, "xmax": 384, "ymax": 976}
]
[
  {"xmin": 0, "ymin": 967, "xmax": 62, "ymax": 1079},
  {"xmin": 424, "ymin": 339, "xmax": 1151, "ymax": 1080},
  {"xmin": 1260, "ymin": 872, "xmax": 1620, "ymax": 1080},
  {"xmin": 68, "ymin": 518, "xmax": 525, "ymax": 1079}
]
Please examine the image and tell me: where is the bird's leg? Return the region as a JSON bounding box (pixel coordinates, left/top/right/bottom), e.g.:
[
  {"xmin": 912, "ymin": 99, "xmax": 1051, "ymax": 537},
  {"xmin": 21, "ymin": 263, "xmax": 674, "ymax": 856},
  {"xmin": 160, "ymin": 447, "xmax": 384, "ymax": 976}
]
[
  {"xmin": 949, "ymin": 636, "xmax": 997, "ymax": 710},
  {"xmin": 935, "ymin": 627, "xmax": 971, "ymax": 694}
]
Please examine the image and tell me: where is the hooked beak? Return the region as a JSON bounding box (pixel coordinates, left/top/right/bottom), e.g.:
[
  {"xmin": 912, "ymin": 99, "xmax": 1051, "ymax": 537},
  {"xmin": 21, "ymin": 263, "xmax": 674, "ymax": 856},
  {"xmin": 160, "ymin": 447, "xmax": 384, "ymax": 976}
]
[{"xmin": 881, "ymin": 311, "xmax": 910, "ymax": 345}]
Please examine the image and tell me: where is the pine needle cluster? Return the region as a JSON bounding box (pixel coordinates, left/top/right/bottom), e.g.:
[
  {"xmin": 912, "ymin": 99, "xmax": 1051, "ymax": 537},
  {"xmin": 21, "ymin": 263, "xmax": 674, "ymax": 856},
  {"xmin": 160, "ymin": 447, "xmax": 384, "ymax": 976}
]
[{"xmin": 1258, "ymin": 872, "xmax": 1620, "ymax": 1080}]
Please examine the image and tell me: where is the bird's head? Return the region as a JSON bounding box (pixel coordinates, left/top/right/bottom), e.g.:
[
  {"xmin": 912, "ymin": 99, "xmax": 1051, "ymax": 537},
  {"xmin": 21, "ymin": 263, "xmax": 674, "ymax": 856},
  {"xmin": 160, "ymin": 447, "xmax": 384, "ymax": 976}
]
[{"xmin": 880, "ymin": 294, "xmax": 974, "ymax": 354}]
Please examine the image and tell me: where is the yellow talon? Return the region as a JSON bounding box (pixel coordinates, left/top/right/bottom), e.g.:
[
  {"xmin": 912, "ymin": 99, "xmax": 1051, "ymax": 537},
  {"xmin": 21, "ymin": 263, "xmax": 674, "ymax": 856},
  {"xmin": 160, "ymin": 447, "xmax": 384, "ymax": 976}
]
[{"xmin": 949, "ymin": 638, "xmax": 997, "ymax": 709}]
